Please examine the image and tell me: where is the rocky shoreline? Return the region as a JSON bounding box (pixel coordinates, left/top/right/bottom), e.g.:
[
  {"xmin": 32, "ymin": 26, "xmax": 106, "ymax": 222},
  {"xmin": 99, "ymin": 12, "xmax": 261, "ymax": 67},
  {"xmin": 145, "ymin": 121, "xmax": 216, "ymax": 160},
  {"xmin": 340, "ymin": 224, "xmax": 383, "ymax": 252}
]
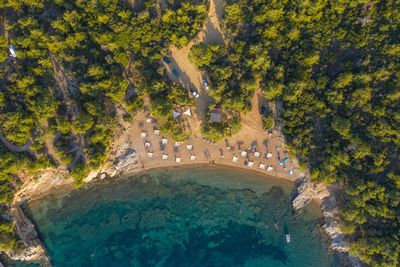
[{"xmin": 5, "ymin": 150, "xmax": 362, "ymax": 266}]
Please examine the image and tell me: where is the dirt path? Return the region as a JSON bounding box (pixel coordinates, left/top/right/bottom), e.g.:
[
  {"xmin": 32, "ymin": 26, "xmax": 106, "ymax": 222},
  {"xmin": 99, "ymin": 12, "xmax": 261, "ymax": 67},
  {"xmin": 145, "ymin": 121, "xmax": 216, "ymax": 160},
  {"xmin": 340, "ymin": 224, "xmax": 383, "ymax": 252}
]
[
  {"xmin": 164, "ymin": 0, "xmax": 225, "ymax": 133},
  {"xmin": 0, "ymin": 132, "xmax": 34, "ymax": 156}
]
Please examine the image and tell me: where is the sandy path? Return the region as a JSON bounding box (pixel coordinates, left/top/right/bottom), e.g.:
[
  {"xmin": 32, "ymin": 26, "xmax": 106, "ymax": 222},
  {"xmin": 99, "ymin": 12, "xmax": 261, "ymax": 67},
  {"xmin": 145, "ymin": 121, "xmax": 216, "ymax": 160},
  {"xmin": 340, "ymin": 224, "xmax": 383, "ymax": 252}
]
[{"xmin": 163, "ymin": 0, "xmax": 225, "ymax": 133}]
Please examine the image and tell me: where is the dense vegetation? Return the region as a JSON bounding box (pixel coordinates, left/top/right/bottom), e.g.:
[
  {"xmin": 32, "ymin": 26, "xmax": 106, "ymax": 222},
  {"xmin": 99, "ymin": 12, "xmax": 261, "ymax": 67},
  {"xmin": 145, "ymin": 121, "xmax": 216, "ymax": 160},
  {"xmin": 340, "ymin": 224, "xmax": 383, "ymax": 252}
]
[
  {"xmin": 0, "ymin": 0, "xmax": 399, "ymax": 265},
  {"xmin": 193, "ymin": 0, "xmax": 398, "ymax": 266},
  {"xmin": 0, "ymin": 0, "xmax": 207, "ymax": 253}
]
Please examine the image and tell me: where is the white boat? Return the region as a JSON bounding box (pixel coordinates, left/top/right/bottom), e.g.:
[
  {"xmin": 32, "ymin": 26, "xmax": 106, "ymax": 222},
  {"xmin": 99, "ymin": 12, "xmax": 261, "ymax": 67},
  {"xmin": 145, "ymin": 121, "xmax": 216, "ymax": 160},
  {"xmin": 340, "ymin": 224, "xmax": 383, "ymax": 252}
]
[{"xmin": 286, "ymin": 234, "xmax": 290, "ymax": 243}]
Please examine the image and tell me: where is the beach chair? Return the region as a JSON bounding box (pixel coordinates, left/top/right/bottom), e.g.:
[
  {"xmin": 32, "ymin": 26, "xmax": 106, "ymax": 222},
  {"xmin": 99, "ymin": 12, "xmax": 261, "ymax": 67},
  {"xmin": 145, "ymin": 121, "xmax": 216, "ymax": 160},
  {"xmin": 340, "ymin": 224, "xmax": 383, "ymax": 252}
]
[
  {"xmin": 176, "ymin": 157, "xmax": 181, "ymax": 163},
  {"xmin": 248, "ymin": 161, "xmax": 254, "ymax": 167},
  {"xmin": 141, "ymin": 131, "xmax": 147, "ymax": 138},
  {"xmin": 232, "ymin": 156, "xmax": 238, "ymax": 163},
  {"xmin": 254, "ymin": 152, "xmax": 261, "ymax": 158},
  {"xmin": 241, "ymin": 151, "xmax": 247, "ymax": 157},
  {"xmin": 186, "ymin": 144, "xmax": 193, "ymax": 151},
  {"xmin": 162, "ymin": 154, "xmax": 168, "ymax": 160},
  {"xmin": 162, "ymin": 138, "xmax": 168, "ymax": 145},
  {"xmin": 144, "ymin": 142, "xmax": 151, "ymax": 149},
  {"xmin": 259, "ymin": 163, "xmax": 266, "ymax": 170}
]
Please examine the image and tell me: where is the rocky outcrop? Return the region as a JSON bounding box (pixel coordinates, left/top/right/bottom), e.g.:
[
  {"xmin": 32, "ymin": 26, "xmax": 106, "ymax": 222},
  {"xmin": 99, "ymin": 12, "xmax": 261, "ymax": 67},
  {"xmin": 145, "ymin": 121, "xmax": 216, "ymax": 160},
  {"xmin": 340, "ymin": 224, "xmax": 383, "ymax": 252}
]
[
  {"xmin": 5, "ymin": 204, "xmax": 50, "ymax": 266},
  {"xmin": 293, "ymin": 178, "xmax": 364, "ymax": 266}
]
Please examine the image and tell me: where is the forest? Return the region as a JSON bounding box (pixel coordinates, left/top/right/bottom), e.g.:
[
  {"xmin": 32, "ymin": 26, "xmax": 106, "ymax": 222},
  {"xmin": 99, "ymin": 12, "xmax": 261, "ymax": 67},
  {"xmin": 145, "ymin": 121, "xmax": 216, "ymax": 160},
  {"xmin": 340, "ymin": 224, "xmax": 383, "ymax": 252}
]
[
  {"xmin": 0, "ymin": 0, "xmax": 399, "ymax": 266},
  {"xmin": 0, "ymin": 0, "xmax": 207, "ymax": 252},
  {"xmin": 195, "ymin": 0, "xmax": 398, "ymax": 266}
]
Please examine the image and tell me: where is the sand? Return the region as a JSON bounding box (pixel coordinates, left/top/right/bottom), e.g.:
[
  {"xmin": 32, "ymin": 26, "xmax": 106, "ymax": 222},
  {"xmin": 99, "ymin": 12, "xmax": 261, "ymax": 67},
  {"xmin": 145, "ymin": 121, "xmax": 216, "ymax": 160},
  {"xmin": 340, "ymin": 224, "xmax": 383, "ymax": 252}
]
[{"xmin": 106, "ymin": 0, "xmax": 301, "ymax": 183}]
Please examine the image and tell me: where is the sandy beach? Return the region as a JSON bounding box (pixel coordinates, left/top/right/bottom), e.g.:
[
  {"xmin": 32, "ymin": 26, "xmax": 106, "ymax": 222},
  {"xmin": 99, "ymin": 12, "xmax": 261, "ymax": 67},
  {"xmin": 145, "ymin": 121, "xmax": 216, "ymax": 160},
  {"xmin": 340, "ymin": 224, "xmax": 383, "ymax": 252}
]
[{"xmin": 105, "ymin": 0, "xmax": 301, "ymax": 183}]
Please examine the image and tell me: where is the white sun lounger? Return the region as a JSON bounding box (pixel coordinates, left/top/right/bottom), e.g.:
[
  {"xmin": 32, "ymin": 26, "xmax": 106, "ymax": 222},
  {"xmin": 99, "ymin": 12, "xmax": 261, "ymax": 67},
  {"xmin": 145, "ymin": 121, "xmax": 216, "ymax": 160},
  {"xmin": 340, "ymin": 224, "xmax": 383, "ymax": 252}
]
[
  {"xmin": 146, "ymin": 119, "xmax": 152, "ymax": 124},
  {"xmin": 241, "ymin": 151, "xmax": 247, "ymax": 157},
  {"xmin": 154, "ymin": 129, "xmax": 160, "ymax": 136},
  {"xmin": 266, "ymin": 153, "xmax": 273, "ymax": 158},
  {"xmin": 259, "ymin": 163, "xmax": 265, "ymax": 170},
  {"xmin": 233, "ymin": 156, "xmax": 238, "ymax": 163},
  {"xmin": 175, "ymin": 142, "xmax": 181, "ymax": 147},
  {"xmin": 248, "ymin": 161, "xmax": 254, "ymax": 167},
  {"xmin": 267, "ymin": 166, "xmax": 273, "ymax": 172},
  {"xmin": 190, "ymin": 155, "xmax": 196, "ymax": 161},
  {"xmin": 162, "ymin": 154, "xmax": 168, "ymax": 160},
  {"xmin": 141, "ymin": 131, "xmax": 147, "ymax": 138},
  {"xmin": 254, "ymin": 152, "xmax": 261, "ymax": 158},
  {"xmin": 187, "ymin": 144, "xmax": 193, "ymax": 151},
  {"xmin": 176, "ymin": 157, "xmax": 181, "ymax": 163},
  {"xmin": 147, "ymin": 152, "xmax": 153, "ymax": 158},
  {"xmin": 162, "ymin": 138, "xmax": 168, "ymax": 145}
]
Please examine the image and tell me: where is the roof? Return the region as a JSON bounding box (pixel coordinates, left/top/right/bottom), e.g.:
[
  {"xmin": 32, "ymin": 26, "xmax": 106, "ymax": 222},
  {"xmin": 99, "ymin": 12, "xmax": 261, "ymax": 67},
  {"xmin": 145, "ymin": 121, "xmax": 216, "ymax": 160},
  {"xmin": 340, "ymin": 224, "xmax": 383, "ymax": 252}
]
[{"xmin": 210, "ymin": 109, "xmax": 222, "ymax": 123}]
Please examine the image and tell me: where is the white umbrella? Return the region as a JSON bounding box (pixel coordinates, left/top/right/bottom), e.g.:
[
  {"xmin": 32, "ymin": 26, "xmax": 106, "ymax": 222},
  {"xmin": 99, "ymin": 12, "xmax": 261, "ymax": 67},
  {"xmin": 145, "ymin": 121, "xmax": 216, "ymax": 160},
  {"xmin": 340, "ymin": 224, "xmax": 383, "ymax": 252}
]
[
  {"xmin": 259, "ymin": 163, "xmax": 265, "ymax": 170},
  {"xmin": 173, "ymin": 111, "xmax": 180, "ymax": 118},
  {"xmin": 183, "ymin": 108, "xmax": 192, "ymax": 116},
  {"xmin": 187, "ymin": 144, "xmax": 193, "ymax": 151},
  {"xmin": 190, "ymin": 155, "xmax": 196, "ymax": 161},
  {"xmin": 248, "ymin": 161, "xmax": 254, "ymax": 167},
  {"xmin": 254, "ymin": 152, "xmax": 260, "ymax": 158},
  {"xmin": 176, "ymin": 157, "xmax": 181, "ymax": 163},
  {"xmin": 162, "ymin": 154, "xmax": 168, "ymax": 160}
]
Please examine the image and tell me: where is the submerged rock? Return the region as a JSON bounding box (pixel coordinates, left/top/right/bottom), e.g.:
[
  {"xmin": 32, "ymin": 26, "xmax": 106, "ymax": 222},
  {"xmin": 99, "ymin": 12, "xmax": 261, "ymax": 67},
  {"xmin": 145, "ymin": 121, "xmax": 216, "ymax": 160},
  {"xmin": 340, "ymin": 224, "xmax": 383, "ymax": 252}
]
[
  {"xmin": 5, "ymin": 203, "xmax": 51, "ymax": 266},
  {"xmin": 293, "ymin": 178, "xmax": 364, "ymax": 267}
]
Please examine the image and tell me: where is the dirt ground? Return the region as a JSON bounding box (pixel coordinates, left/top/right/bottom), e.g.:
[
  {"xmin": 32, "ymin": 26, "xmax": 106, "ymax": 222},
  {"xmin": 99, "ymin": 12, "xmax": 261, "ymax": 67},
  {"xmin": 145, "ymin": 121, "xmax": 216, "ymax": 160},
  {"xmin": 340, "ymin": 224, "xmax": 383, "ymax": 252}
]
[{"xmin": 104, "ymin": 0, "xmax": 302, "ymax": 182}]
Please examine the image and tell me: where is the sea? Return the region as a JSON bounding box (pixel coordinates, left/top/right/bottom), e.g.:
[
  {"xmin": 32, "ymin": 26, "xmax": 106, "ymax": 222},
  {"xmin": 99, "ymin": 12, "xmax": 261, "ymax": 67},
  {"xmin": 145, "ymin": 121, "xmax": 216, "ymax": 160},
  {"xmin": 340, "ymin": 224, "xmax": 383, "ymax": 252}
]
[{"xmin": 12, "ymin": 165, "xmax": 340, "ymax": 266}]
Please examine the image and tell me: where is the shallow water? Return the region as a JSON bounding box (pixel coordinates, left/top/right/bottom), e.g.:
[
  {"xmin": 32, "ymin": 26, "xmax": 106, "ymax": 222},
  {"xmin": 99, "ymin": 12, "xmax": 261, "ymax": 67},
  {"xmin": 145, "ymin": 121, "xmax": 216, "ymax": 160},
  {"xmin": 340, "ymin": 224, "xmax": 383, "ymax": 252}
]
[{"xmin": 27, "ymin": 165, "xmax": 338, "ymax": 267}]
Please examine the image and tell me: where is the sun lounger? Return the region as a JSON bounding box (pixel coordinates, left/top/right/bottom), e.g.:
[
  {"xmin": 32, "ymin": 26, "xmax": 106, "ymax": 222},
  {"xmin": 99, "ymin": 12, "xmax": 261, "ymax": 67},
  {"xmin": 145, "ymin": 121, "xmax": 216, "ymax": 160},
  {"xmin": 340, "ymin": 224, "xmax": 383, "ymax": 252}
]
[
  {"xmin": 175, "ymin": 142, "xmax": 181, "ymax": 147},
  {"xmin": 266, "ymin": 153, "xmax": 273, "ymax": 158},
  {"xmin": 267, "ymin": 166, "xmax": 273, "ymax": 172},
  {"xmin": 162, "ymin": 138, "xmax": 168, "ymax": 145},
  {"xmin": 248, "ymin": 161, "xmax": 254, "ymax": 167},
  {"xmin": 147, "ymin": 152, "xmax": 153, "ymax": 158},
  {"xmin": 176, "ymin": 157, "xmax": 181, "ymax": 163},
  {"xmin": 186, "ymin": 145, "xmax": 193, "ymax": 151},
  {"xmin": 233, "ymin": 156, "xmax": 238, "ymax": 163},
  {"xmin": 162, "ymin": 154, "xmax": 168, "ymax": 160},
  {"xmin": 259, "ymin": 163, "xmax": 266, "ymax": 170},
  {"xmin": 241, "ymin": 151, "xmax": 247, "ymax": 157},
  {"xmin": 141, "ymin": 131, "xmax": 147, "ymax": 138},
  {"xmin": 254, "ymin": 152, "xmax": 261, "ymax": 158},
  {"xmin": 190, "ymin": 155, "xmax": 196, "ymax": 161},
  {"xmin": 154, "ymin": 129, "xmax": 160, "ymax": 136}
]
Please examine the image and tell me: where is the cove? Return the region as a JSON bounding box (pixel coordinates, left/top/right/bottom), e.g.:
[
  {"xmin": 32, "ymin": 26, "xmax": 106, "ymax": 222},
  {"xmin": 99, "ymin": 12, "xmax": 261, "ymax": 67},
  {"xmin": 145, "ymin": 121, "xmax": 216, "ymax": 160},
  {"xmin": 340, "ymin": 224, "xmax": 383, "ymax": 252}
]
[{"xmin": 26, "ymin": 165, "xmax": 340, "ymax": 266}]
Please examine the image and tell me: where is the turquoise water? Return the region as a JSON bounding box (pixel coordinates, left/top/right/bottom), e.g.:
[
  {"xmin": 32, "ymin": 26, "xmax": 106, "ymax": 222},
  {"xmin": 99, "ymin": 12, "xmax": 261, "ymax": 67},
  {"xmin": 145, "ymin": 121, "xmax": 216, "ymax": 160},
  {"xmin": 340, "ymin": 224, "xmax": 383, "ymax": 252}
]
[{"xmin": 27, "ymin": 165, "xmax": 339, "ymax": 267}]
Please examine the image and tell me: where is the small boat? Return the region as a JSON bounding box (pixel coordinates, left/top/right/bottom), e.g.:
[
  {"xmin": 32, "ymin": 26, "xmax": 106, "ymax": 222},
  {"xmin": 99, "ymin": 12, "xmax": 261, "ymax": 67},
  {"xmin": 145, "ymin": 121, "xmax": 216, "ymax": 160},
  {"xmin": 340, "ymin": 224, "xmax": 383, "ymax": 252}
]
[
  {"xmin": 286, "ymin": 234, "xmax": 291, "ymax": 243},
  {"xmin": 274, "ymin": 223, "xmax": 279, "ymax": 230}
]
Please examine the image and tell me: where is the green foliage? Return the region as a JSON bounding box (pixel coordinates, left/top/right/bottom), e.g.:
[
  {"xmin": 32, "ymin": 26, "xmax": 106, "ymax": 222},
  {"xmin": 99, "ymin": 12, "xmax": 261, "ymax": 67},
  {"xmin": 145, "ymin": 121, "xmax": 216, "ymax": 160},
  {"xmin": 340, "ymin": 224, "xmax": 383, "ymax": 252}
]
[
  {"xmin": 70, "ymin": 161, "xmax": 89, "ymax": 187},
  {"xmin": 159, "ymin": 120, "xmax": 191, "ymax": 142},
  {"xmin": 201, "ymin": 108, "xmax": 241, "ymax": 142},
  {"xmin": 210, "ymin": 0, "xmax": 400, "ymax": 265},
  {"xmin": 262, "ymin": 113, "xmax": 274, "ymax": 131}
]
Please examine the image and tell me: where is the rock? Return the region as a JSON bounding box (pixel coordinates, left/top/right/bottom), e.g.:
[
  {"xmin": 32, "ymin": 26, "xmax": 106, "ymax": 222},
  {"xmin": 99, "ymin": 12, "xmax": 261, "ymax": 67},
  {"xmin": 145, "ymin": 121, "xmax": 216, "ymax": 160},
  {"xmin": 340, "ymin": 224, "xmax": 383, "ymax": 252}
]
[
  {"xmin": 5, "ymin": 204, "xmax": 51, "ymax": 266},
  {"xmin": 292, "ymin": 178, "xmax": 364, "ymax": 266},
  {"xmin": 292, "ymin": 178, "xmax": 329, "ymax": 211},
  {"xmin": 108, "ymin": 148, "xmax": 138, "ymax": 177}
]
